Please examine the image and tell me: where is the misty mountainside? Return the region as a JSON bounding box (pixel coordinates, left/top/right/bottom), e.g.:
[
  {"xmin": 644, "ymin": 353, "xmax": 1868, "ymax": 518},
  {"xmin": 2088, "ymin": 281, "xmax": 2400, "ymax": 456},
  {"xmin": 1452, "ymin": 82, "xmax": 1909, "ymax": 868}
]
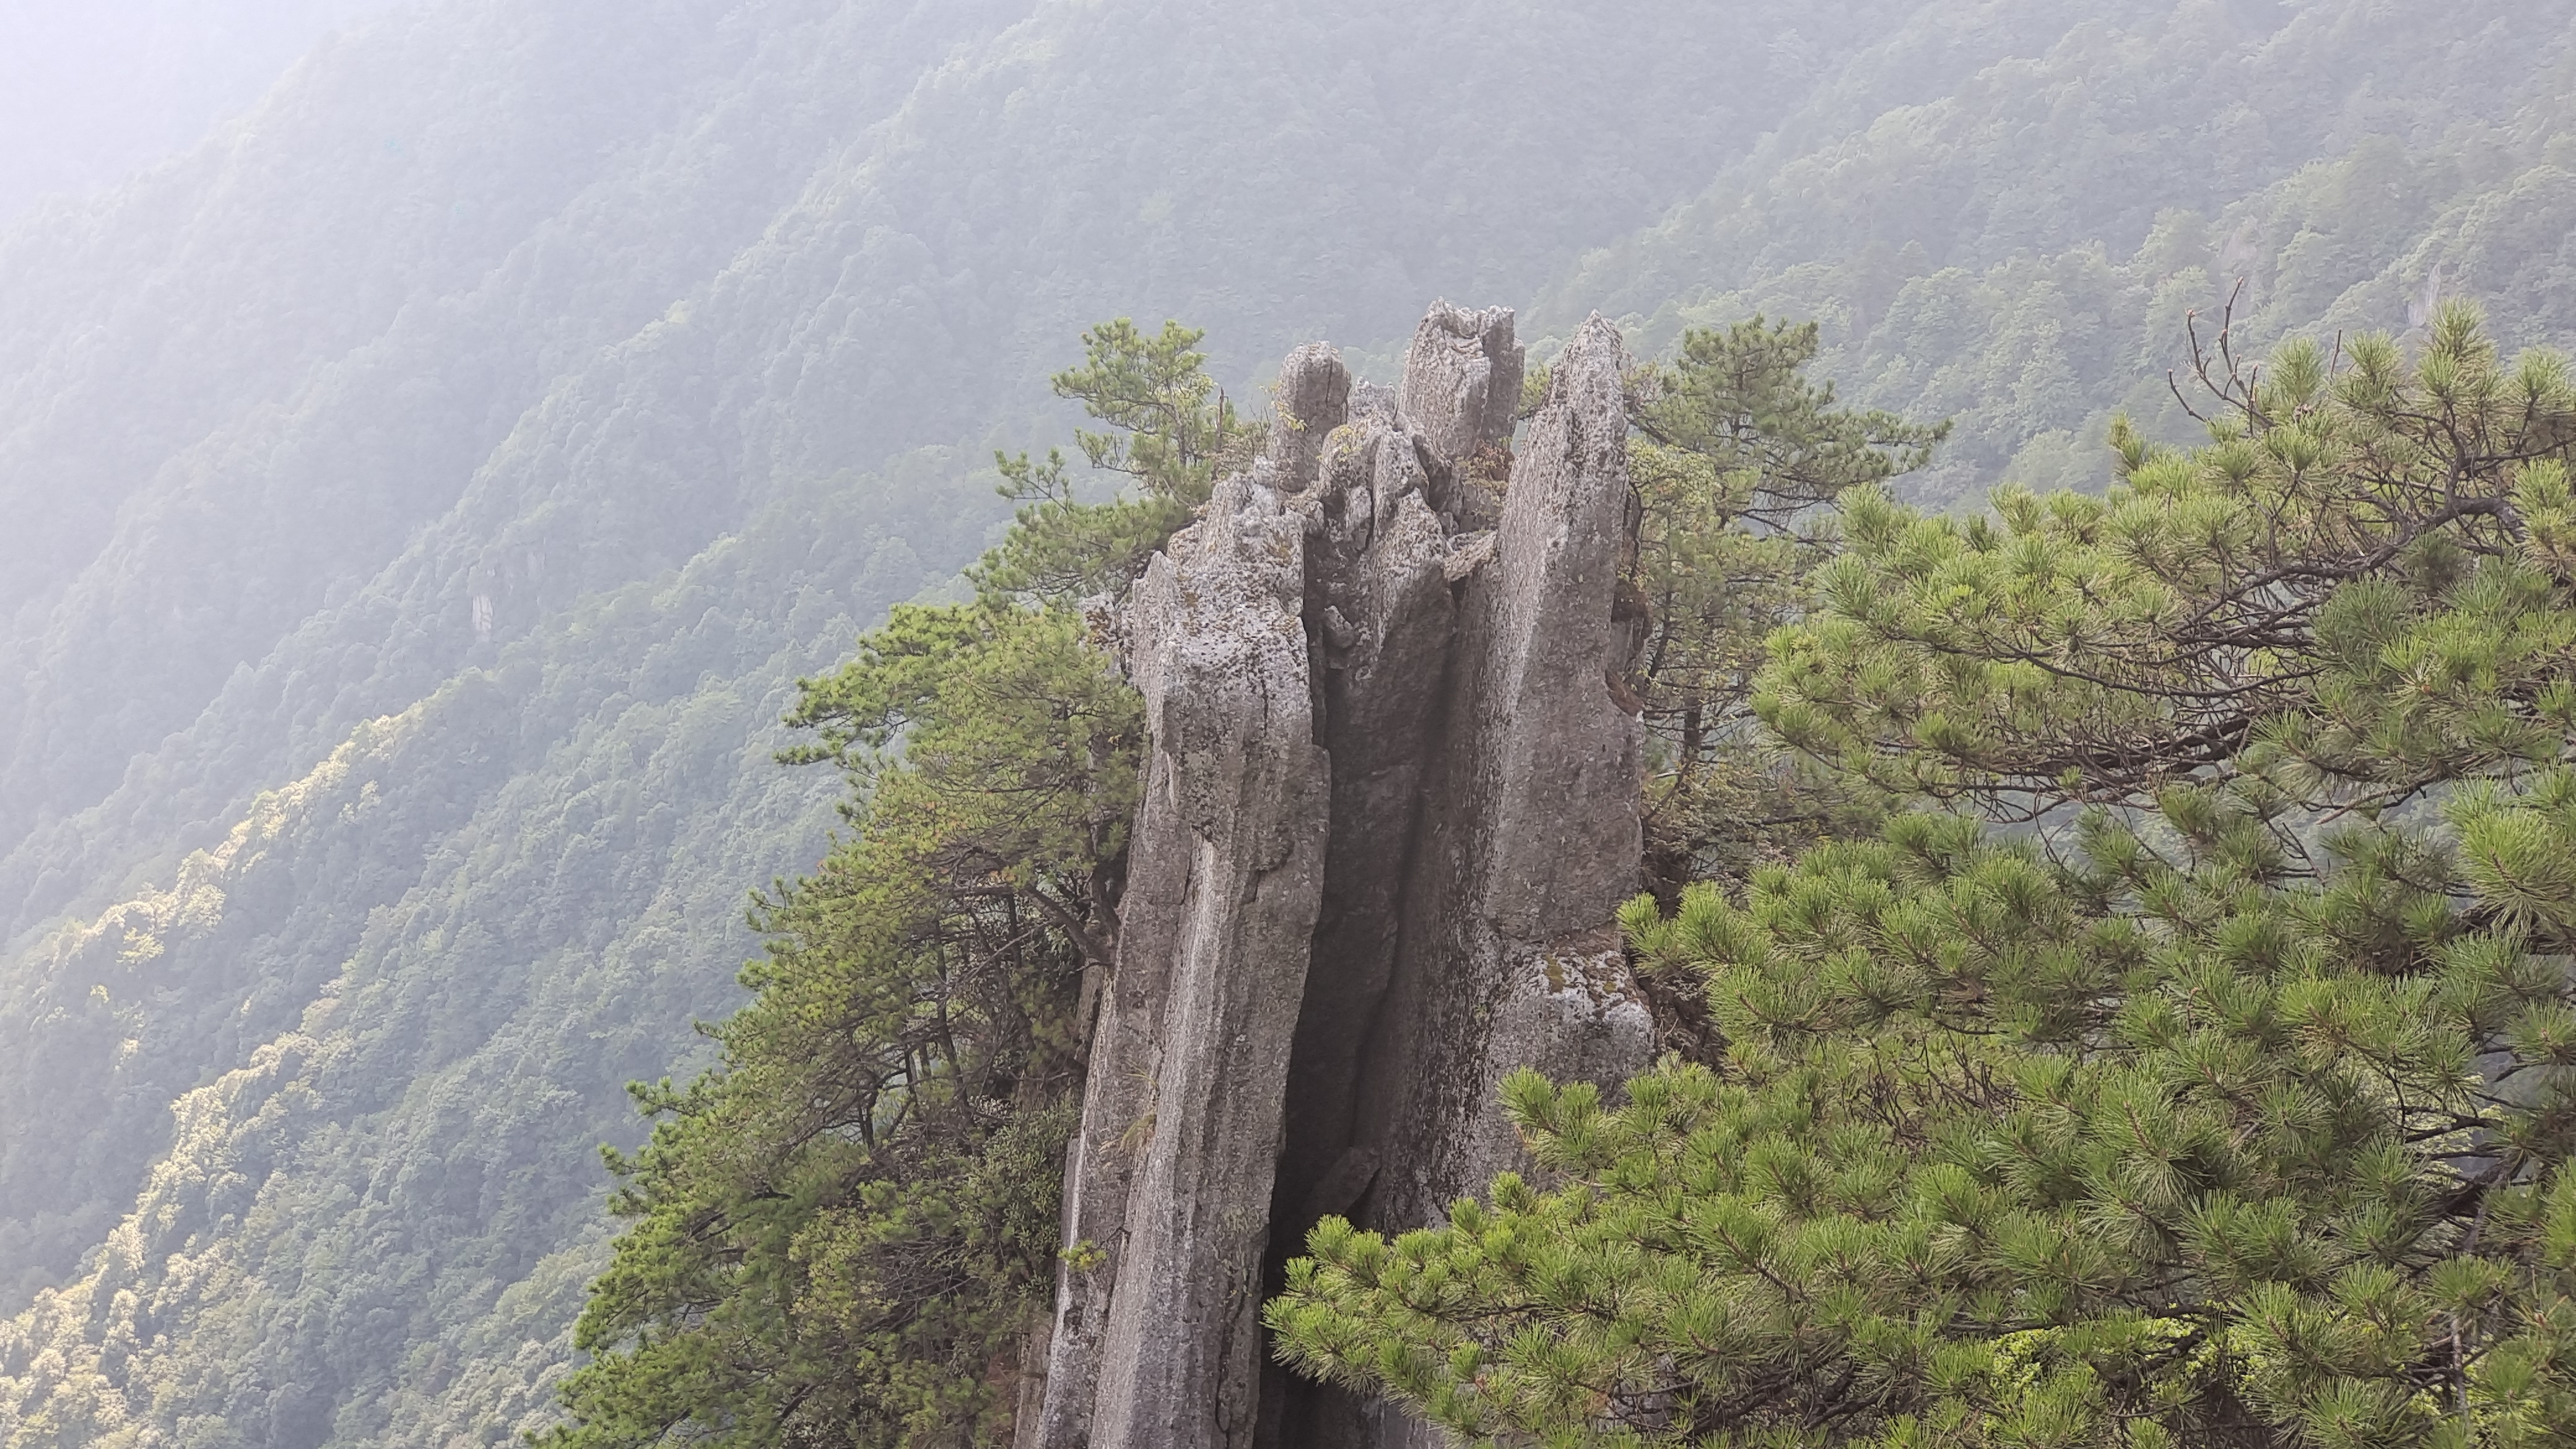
[
  {"xmin": 2, "ymin": 0, "xmax": 2574, "ymax": 1444},
  {"xmin": 0, "ymin": 0, "xmax": 399, "ymax": 224},
  {"xmin": 1538, "ymin": 0, "xmax": 2576, "ymax": 504}
]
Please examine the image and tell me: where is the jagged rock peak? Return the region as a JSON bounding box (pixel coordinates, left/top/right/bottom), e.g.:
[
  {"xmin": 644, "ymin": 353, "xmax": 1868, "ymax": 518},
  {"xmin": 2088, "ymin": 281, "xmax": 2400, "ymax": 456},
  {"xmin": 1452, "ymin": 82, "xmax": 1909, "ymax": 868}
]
[
  {"xmin": 1121, "ymin": 477, "xmax": 1315, "ymax": 842},
  {"xmin": 1268, "ymin": 342, "xmax": 1352, "ymax": 493},
  {"xmin": 1474, "ymin": 311, "xmax": 1643, "ymax": 941},
  {"xmin": 1027, "ymin": 301, "xmax": 1648, "ymax": 1449},
  {"xmin": 1394, "ymin": 299, "xmax": 1524, "ymax": 468},
  {"xmin": 1443, "ymin": 310, "xmax": 1653, "ymax": 1201}
]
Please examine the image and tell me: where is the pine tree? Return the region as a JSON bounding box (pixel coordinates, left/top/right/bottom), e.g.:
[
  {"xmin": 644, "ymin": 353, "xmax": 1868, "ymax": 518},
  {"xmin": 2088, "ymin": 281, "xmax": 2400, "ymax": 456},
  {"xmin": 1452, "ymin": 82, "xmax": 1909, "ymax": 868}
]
[
  {"xmin": 1759, "ymin": 302, "xmax": 2576, "ymax": 821},
  {"xmin": 973, "ymin": 320, "xmax": 1251, "ymax": 603},
  {"xmin": 1621, "ymin": 318, "xmax": 1946, "ymax": 894},
  {"xmin": 547, "ymin": 322, "xmax": 1251, "ymax": 1449}
]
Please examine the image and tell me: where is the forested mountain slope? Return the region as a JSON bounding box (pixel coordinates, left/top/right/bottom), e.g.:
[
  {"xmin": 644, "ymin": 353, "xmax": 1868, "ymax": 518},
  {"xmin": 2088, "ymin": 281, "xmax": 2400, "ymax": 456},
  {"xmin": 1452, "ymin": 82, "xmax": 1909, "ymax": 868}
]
[
  {"xmin": 0, "ymin": 0, "xmax": 397, "ymax": 222},
  {"xmin": 1536, "ymin": 0, "xmax": 2576, "ymax": 503},
  {"xmin": 0, "ymin": 1, "xmax": 1908, "ymax": 1443},
  {"xmin": 0, "ymin": 468, "xmax": 985, "ymax": 1446}
]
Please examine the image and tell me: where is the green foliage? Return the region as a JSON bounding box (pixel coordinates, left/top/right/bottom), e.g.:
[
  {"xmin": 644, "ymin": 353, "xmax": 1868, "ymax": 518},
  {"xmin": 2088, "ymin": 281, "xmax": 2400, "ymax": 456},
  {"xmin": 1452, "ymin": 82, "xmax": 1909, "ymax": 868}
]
[
  {"xmin": 1272, "ymin": 318, "xmax": 2576, "ymax": 1447},
  {"xmin": 542, "ymin": 323, "xmax": 1233, "ymax": 1448},
  {"xmin": 975, "ymin": 320, "xmax": 1258, "ymax": 604},
  {"xmin": 1635, "ymin": 320, "xmax": 1947, "ymax": 515},
  {"xmin": 1273, "ymin": 802, "xmax": 2576, "ymax": 1448},
  {"xmin": 1624, "ymin": 317, "xmax": 1946, "ymax": 889},
  {"xmin": 1759, "ymin": 305, "xmax": 2576, "ymax": 819}
]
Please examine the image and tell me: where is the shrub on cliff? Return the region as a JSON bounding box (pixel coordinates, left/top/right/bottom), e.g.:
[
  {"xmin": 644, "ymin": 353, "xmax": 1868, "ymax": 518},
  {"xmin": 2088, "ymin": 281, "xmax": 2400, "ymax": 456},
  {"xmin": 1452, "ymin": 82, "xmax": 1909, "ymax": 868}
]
[{"xmin": 1272, "ymin": 308, "xmax": 2576, "ymax": 1446}]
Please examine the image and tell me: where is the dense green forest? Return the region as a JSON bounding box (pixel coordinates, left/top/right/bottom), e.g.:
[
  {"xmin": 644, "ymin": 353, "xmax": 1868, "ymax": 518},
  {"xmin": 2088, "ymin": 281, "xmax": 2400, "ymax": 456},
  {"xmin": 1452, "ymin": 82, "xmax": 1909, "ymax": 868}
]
[{"xmin": 5, "ymin": 0, "xmax": 2576, "ymax": 1445}]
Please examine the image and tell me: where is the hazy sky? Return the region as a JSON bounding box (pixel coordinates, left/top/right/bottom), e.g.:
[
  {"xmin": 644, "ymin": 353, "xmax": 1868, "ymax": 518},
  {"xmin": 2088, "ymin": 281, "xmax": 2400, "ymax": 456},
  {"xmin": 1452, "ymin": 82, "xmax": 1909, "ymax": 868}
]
[{"xmin": 0, "ymin": 0, "xmax": 398, "ymax": 222}]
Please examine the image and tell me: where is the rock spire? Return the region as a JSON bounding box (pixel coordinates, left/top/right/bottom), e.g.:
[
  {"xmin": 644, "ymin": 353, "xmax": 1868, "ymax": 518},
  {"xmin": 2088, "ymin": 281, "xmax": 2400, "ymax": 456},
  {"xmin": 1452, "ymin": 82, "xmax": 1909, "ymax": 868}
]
[{"xmin": 1024, "ymin": 303, "xmax": 1653, "ymax": 1449}]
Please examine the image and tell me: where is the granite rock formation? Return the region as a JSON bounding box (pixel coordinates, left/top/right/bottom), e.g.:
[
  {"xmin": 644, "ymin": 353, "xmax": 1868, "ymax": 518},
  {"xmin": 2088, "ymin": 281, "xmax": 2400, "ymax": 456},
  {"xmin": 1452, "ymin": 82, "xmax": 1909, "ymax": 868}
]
[{"xmin": 1025, "ymin": 303, "xmax": 1654, "ymax": 1449}]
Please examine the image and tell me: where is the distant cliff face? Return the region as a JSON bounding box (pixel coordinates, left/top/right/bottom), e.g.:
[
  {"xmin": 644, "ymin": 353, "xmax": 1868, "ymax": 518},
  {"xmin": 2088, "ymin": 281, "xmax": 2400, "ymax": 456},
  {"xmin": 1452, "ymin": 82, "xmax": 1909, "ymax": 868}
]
[{"xmin": 1027, "ymin": 303, "xmax": 1656, "ymax": 1449}]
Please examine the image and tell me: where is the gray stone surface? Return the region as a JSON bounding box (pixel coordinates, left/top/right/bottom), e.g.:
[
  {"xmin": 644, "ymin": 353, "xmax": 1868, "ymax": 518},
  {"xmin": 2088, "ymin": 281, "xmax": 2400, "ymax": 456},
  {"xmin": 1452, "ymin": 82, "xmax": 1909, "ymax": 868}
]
[
  {"xmin": 1270, "ymin": 385, "xmax": 1461, "ymax": 1269},
  {"xmin": 1395, "ymin": 300, "xmax": 1524, "ymax": 530},
  {"xmin": 1395, "ymin": 299, "xmax": 1523, "ymax": 464},
  {"xmin": 1030, "ymin": 474, "xmax": 1330, "ymax": 1449},
  {"xmin": 1268, "ymin": 342, "xmax": 1352, "ymax": 494},
  {"xmin": 1036, "ymin": 304, "xmax": 1650, "ymax": 1449},
  {"xmin": 1470, "ymin": 929, "xmax": 1657, "ymax": 1181},
  {"xmin": 1349, "ymin": 311, "xmax": 1648, "ymax": 1235}
]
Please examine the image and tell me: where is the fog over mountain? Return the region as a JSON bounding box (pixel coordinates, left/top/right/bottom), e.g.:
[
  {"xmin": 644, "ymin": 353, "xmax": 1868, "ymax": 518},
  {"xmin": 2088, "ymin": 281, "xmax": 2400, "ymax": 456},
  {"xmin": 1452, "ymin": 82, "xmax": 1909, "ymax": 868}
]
[
  {"xmin": 0, "ymin": 0, "xmax": 399, "ymax": 221},
  {"xmin": 2, "ymin": 2, "xmax": 2574, "ymax": 1445}
]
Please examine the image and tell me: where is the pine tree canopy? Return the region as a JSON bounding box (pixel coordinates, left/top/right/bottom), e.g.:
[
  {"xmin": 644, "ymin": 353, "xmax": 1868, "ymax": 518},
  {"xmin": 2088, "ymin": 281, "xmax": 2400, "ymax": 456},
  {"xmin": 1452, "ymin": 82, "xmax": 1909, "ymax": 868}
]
[
  {"xmin": 1759, "ymin": 302, "xmax": 2576, "ymax": 821},
  {"xmin": 973, "ymin": 320, "xmax": 1255, "ymax": 604},
  {"xmin": 1269, "ymin": 308, "xmax": 2576, "ymax": 1448},
  {"xmin": 1623, "ymin": 317, "xmax": 1947, "ymax": 891}
]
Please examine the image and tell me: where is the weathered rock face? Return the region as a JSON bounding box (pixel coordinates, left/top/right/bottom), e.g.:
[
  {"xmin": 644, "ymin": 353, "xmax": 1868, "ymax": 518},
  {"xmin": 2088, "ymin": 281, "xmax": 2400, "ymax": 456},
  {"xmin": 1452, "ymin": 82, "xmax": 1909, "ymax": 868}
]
[
  {"xmin": 1026, "ymin": 303, "xmax": 1651, "ymax": 1449},
  {"xmin": 1404, "ymin": 300, "xmax": 1524, "ymax": 441},
  {"xmin": 1395, "ymin": 301, "xmax": 1525, "ymax": 533},
  {"xmin": 1032, "ymin": 472, "xmax": 1331, "ymax": 1449}
]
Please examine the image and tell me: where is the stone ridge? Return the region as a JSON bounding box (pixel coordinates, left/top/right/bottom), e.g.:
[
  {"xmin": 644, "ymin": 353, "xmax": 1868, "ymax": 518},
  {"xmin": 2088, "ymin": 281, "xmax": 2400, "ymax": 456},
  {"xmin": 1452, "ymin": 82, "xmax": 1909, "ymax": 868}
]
[{"xmin": 1025, "ymin": 302, "xmax": 1652, "ymax": 1449}]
